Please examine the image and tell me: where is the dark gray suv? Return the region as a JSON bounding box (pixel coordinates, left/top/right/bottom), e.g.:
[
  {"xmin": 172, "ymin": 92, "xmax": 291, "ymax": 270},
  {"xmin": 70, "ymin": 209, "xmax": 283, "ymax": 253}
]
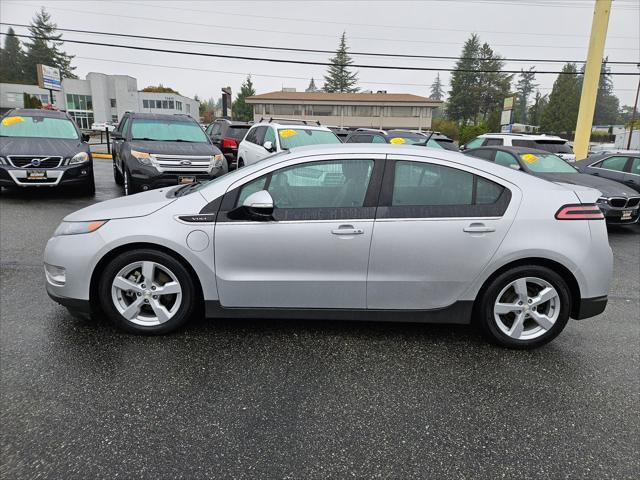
[{"xmin": 112, "ymin": 112, "xmax": 226, "ymax": 195}]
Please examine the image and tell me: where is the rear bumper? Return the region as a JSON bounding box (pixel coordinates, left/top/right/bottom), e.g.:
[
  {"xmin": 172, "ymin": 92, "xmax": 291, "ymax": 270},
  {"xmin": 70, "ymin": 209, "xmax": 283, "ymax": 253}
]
[{"xmin": 573, "ymin": 295, "xmax": 608, "ymax": 320}]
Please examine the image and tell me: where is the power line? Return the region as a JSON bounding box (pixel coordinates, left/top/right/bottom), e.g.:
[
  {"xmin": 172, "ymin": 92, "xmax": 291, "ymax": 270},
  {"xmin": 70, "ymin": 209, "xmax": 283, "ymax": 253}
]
[
  {"xmin": 6, "ymin": 3, "xmax": 639, "ymax": 51},
  {"xmin": 3, "ymin": 22, "xmax": 637, "ymax": 65},
  {"xmin": 110, "ymin": 0, "xmax": 638, "ymax": 40},
  {"xmin": 72, "ymin": 55, "xmax": 639, "ymax": 92},
  {"xmin": 4, "ymin": 32, "xmax": 639, "ymax": 75}
]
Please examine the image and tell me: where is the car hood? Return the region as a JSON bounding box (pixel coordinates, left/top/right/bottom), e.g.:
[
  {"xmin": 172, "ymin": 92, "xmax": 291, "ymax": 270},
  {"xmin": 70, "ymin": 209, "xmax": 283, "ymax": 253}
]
[
  {"xmin": 537, "ymin": 172, "xmax": 638, "ymax": 197},
  {"xmin": 0, "ymin": 137, "xmax": 88, "ymax": 157},
  {"xmin": 65, "ymin": 187, "xmax": 177, "ymax": 221},
  {"xmin": 127, "ymin": 140, "xmax": 218, "ymax": 156}
]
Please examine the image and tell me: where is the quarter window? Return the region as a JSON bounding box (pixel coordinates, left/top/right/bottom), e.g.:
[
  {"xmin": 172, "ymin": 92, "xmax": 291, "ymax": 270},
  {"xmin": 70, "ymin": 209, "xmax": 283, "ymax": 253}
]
[
  {"xmin": 599, "ymin": 156, "xmax": 628, "ymax": 172},
  {"xmin": 464, "ymin": 137, "xmax": 484, "ymax": 149},
  {"xmin": 495, "ymin": 151, "xmax": 520, "ymax": 169}
]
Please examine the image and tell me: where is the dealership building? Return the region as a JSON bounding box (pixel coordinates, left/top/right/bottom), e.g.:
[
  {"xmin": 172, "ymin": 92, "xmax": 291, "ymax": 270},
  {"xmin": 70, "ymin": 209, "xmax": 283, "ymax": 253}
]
[
  {"xmin": 0, "ymin": 72, "xmax": 199, "ymax": 129},
  {"xmin": 246, "ymin": 91, "xmax": 443, "ymax": 130}
]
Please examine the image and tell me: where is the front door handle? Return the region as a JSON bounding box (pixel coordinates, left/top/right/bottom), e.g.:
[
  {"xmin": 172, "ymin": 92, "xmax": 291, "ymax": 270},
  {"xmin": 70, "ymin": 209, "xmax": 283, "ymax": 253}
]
[
  {"xmin": 332, "ymin": 225, "xmax": 364, "ymax": 235},
  {"xmin": 463, "ymin": 223, "xmax": 495, "ymax": 234}
]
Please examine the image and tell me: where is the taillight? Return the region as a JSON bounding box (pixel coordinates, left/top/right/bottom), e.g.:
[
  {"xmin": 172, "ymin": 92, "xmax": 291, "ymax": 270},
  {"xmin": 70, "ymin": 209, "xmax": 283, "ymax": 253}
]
[
  {"xmin": 555, "ymin": 204, "xmax": 604, "ymax": 220},
  {"xmin": 222, "ymin": 137, "xmax": 238, "ymax": 149}
]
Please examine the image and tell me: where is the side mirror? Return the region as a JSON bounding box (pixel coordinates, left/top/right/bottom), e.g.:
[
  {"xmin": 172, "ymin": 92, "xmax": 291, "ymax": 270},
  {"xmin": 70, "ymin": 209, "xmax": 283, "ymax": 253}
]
[
  {"xmin": 263, "ymin": 140, "xmax": 275, "ymax": 152},
  {"xmin": 509, "ymin": 164, "xmax": 521, "ymax": 170},
  {"xmin": 112, "ymin": 132, "xmax": 123, "ymax": 140},
  {"xmin": 459, "ymin": 144, "xmax": 466, "ymax": 151},
  {"xmin": 229, "ymin": 190, "xmax": 274, "ymax": 221},
  {"xmin": 81, "ymin": 133, "xmax": 90, "ymax": 142}
]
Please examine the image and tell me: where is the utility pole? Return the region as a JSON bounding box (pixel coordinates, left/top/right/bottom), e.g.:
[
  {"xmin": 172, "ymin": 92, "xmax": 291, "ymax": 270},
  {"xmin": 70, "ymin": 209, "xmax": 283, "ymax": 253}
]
[
  {"xmin": 626, "ymin": 73, "xmax": 639, "ymax": 150},
  {"xmin": 573, "ymin": 0, "xmax": 612, "ymax": 160}
]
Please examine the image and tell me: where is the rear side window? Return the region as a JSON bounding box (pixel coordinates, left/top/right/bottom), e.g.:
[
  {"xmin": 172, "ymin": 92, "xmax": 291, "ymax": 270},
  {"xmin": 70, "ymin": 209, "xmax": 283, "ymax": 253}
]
[
  {"xmin": 495, "ymin": 151, "xmax": 520, "ymax": 169},
  {"xmin": 227, "ymin": 126, "xmax": 250, "ymax": 140},
  {"xmin": 253, "ymin": 126, "xmax": 267, "ymax": 145},
  {"xmin": 599, "ymin": 156, "xmax": 628, "ymax": 172},
  {"xmin": 346, "ymin": 134, "xmax": 373, "ymax": 143},
  {"xmin": 484, "ymin": 138, "xmax": 503, "ymax": 146},
  {"xmin": 244, "ymin": 127, "xmax": 257, "ymax": 144},
  {"xmin": 512, "ymin": 139, "xmax": 536, "ymax": 148},
  {"xmin": 468, "ymin": 149, "xmax": 495, "ymax": 161},
  {"xmin": 392, "ymin": 162, "xmax": 473, "ymax": 206},
  {"xmin": 534, "ymin": 140, "xmax": 572, "ymax": 154}
]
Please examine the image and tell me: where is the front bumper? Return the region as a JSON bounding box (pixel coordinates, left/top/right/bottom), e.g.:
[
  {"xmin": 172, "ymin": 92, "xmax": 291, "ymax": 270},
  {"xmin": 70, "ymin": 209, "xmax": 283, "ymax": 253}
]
[
  {"xmin": 129, "ymin": 163, "xmax": 226, "ymax": 190},
  {"xmin": 46, "ymin": 283, "xmax": 92, "ymax": 314},
  {"xmin": 598, "ymin": 204, "xmax": 640, "ymax": 225},
  {"xmin": 573, "ymin": 295, "xmax": 608, "ymax": 320},
  {"xmin": 0, "ymin": 163, "xmax": 93, "ymax": 188}
]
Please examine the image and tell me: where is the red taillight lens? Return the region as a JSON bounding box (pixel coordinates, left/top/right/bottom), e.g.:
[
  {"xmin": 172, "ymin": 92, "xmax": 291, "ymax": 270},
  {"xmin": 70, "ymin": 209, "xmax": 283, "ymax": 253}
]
[
  {"xmin": 222, "ymin": 137, "xmax": 238, "ymax": 149},
  {"xmin": 555, "ymin": 204, "xmax": 604, "ymax": 220}
]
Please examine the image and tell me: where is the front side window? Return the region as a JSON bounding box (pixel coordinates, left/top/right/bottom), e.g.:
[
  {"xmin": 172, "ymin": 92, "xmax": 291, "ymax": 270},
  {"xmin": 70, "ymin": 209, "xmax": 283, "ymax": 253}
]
[
  {"xmin": 264, "ymin": 127, "xmax": 276, "ymax": 145},
  {"xmin": 277, "ymin": 129, "xmax": 341, "ymax": 149},
  {"xmin": 599, "ymin": 156, "xmax": 628, "ymax": 172},
  {"xmin": 0, "ymin": 115, "xmax": 78, "ymax": 139},
  {"xmin": 237, "ymin": 160, "xmax": 374, "ymax": 209},
  {"xmin": 130, "ymin": 119, "xmax": 208, "ymax": 142},
  {"xmin": 630, "ymin": 157, "xmax": 640, "ymax": 175},
  {"xmin": 372, "ymin": 135, "xmax": 386, "ymax": 144},
  {"xmin": 520, "ymin": 153, "xmax": 576, "ymax": 173}
]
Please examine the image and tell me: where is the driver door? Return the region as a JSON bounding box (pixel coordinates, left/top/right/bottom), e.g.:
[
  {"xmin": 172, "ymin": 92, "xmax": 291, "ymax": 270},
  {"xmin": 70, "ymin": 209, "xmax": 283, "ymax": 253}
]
[{"xmin": 214, "ymin": 154, "xmax": 384, "ymax": 309}]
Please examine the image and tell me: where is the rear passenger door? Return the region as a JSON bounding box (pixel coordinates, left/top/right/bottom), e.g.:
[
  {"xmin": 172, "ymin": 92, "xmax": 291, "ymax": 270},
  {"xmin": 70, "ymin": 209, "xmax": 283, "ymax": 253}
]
[
  {"xmin": 367, "ymin": 155, "xmax": 518, "ymax": 310},
  {"xmin": 623, "ymin": 157, "xmax": 640, "ymax": 192}
]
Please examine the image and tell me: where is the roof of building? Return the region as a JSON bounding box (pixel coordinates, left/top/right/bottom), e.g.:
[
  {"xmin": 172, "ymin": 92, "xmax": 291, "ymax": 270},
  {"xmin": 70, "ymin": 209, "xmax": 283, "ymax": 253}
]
[{"xmin": 246, "ymin": 91, "xmax": 442, "ymax": 104}]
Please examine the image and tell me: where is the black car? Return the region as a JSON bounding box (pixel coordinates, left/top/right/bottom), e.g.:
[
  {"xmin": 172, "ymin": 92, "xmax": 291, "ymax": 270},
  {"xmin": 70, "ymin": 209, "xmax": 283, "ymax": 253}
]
[
  {"xmin": 344, "ymin": 128, "xmax": 457, "ymax": 151},
  {"xmin": 205, "ymin": 119, "xmax": 250, "ymax": 170},
  {"xmin": 574, "ymin": 152, "xmax": 640, "ymax": 193},
  {"xmin": 112, "ymin": 112, "xmax": 226, "ymax": 195},
  {"xmin": 0, "ymin": 109, "xmax": 94, "ymax": 194},
  {"xmin": 326, "ymin": 126, "xmax": 352, "ymax": 142},
  {"xmin": 464, "ymin": 146, "xmax": 640, "ymax": 225}
]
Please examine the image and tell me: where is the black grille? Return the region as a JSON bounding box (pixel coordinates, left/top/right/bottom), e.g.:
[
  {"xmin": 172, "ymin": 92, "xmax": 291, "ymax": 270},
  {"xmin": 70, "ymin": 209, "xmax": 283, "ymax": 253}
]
[
  {"xmin": 626, "ymin": 197, "xmax": 640, "ymax": 208},
  {"xmin": 609, "ymin": 197, "xmax": 627, "ymax": 208},
  {"xmin": 8, "ymin": 156, "xmax": 62, "ymax": 169}
]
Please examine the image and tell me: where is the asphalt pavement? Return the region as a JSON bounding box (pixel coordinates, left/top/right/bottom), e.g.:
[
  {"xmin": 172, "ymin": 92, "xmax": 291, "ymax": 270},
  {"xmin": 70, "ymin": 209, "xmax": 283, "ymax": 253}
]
[{"xmin": 1, "ymin": 160, "xmax": 639, "ymax": 479}]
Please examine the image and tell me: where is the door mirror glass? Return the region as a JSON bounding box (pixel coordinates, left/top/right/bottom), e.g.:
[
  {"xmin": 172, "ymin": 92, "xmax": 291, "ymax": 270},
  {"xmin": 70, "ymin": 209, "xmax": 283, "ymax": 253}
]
[{"xmin": 263, "ymin": 140, "xmax": 274, "ymax": 152}]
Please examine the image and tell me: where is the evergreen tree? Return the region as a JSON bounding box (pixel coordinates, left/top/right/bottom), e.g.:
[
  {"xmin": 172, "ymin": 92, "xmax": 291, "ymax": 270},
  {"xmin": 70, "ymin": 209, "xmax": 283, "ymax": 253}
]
[
  {"xmin": 429, "ymin": 73, "xmax": 444, "ymax": 101},
  {"xmin": 0, "ymin": 28, "xmax": 26, "ymax": 83},
  {"xmin": 528, "ymin": 90, "xmax": 548, "ymax": 127},
  {"xmin": 476, "ymin": 42, "xmax": 512, "ymax": 121},
  {"xmin": 23, "ymin": 7, "xmax": 76, "ymax": 84},
  {"xmin": 593, "ymin": 60, "xmax": 619, "ymax": 125},
  {"xmin": 447, "ymin": 34, "xmax": 482, "ymax": 123},
  {"xmin": 540, "ymin": 63, "xmax": 581, "ymax": 133},
  {"xmin": 323, "ymin": 32, "xmax": 359, "ymax": 93},
  {"xmin": 232, "ymin": 75, "xmax": 256, "ymax": 121},
  {"xmin": 514, "ymin": 67, "xmax": 537, "ymax": 124},
  {"xmin": 306, "ymin": 77, "xmax": 319, "ymax": 92}
]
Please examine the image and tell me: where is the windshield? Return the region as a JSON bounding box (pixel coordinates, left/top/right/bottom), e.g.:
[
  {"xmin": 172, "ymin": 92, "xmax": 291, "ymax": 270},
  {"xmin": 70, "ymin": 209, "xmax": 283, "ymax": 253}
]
[
  {"xmin": 520, "ymin": 153, "xmax": 577, "ymax": 173},
  {"xmin": 387, "ymin": 134, "xmax": 426, "ymax": 145},
  {"xmin": 425, "ymin": 138, "xmax": 457, "ymax": 151},
  {"xmin": 131, "ymin": 119, "xmax": 208, "ymax": 142},
  {"xmin": 0, "ymin": 115, "xmax": 79, "ymax": 139},
  {"xmin": 278, "ymin": 129, "xmax": 341, "ymax": 149}
]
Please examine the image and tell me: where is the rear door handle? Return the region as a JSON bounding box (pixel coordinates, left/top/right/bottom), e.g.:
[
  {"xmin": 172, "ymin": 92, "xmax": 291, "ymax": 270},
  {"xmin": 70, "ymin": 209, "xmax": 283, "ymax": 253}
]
[
  {"xmin": 463, "ymin": 223, "xmax": 495, "ymax": 234},
  {"xmin": 332, "ymin": 225, "xmax": 364, "ymax": 235}
]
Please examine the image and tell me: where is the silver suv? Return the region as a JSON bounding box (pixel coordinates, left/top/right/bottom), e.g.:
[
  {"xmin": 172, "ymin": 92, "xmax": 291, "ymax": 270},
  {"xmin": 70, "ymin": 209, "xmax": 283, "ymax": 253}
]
[
  {"xmin": 44, "ymin": 144, "xmax": 612, "ymax": 348},
  {"xmin": 462, "ymin": 133, "xmax": 575, "ymax": 162}
]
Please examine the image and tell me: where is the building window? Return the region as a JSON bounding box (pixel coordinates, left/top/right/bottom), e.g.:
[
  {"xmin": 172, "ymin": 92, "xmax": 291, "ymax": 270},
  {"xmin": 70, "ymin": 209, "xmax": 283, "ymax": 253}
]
[
  {"xmin": 186, "ymin": 104, "xmax": 191, "ymax": 114},
  {"xmin": 168, "ymin": 100, "xmax": 175, "ymax": 109},
  {"xmin": 67, "ymin": 111, "xmax": 95, "ymax": 130},
  {"xmin": 388, "ymin": 106, "xmax": 414, "ymax": 117},
  {"xmin": 162, "ymin": 100, "xmax": 169, "ymax": 109},
  {"xmin": 112, "ymin": 115, "xmax": 118, "ymax": 123},
  {"xmin": 176, "ymin": 101, "xmax": 182, "ymax": 111},
  {"xmin": 311, "ymin": 105, "xmax": 334, "ymax": 116},
  {"xmin": 110, "ymin": 98, "xmax": 116, "ymax": 108},
  {"xmin": 143, "ymin": 99, "xmax": 149, "ymax": 108}
]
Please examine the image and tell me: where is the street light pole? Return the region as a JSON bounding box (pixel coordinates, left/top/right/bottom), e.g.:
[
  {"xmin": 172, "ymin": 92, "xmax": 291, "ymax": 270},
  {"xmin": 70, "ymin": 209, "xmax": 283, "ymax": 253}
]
[{"xmin": 626, "ymin": 72, "xmax": 640, "ymax": 150}]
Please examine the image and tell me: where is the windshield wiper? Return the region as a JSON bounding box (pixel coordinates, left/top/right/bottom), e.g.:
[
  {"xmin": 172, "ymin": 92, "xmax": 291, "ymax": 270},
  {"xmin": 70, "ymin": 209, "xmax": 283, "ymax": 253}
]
[
  {"xmin": 171, "ymin": 139, "xmax": 201, "ymax": 143},
  {"xmin": 132, "ymin": 137, "xmax": 160, "ymax": 141}
]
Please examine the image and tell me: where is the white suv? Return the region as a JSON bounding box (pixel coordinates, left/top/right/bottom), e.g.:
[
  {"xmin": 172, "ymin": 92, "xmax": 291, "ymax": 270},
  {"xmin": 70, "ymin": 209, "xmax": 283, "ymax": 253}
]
[
  {"xmin": 237, "ymin": 119, "xmax": 341, "ymax": 167},
  {"xmin": 462, "ymin": 133, "xmax": 576, "ymax": 162}
]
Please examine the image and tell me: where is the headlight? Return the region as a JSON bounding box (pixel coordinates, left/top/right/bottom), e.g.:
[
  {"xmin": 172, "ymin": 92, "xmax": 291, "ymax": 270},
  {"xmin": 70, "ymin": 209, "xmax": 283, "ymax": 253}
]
[
  {"xmin": 212, "ymin": 154, "xmax": 224, "ymax": 167},
  {"xmin": 596, "ymin": 197, "xmax": 609, "ymax": 205},
  {"xmin": 68, "ymin": 152, "xmax": 89, "ymax": 164},
  {"xmin": 131, "ymin": 150, "xmax": 153, "ymax": 165},
  {"xmin": 54, "ymin": 220, "xmax": 108, "ymax": 236},
  {"xmin": 0, "ymin": 156, "xmax": 7, "ymax": 165}
]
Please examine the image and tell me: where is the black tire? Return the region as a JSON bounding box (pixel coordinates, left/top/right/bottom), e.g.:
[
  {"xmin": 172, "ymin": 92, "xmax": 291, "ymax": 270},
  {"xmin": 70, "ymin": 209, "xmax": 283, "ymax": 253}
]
[
  {"xmin": 477, "ymin": 265, "xmax": 571, "ymax": 349},
  {"xmin": 123, "ymin": 167, "xmax": 138, "ymax": 195},
  {"xmin": 237, "ymin": 158, "xmax": 245, "ymax": 168},
  {"xmin": 98, "ymin": 249, "xmax": 197, "ymax": 334},
  {"xmin": 113, "ymin": 161, "xmax": 123, "ymax": 185}
]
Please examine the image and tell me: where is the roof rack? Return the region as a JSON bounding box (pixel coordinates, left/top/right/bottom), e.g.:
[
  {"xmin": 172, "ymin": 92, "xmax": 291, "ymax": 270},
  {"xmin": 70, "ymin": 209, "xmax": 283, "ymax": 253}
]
[{"xmin": 258, "ymin": 117, "xmax": 321, "ymax": 126}]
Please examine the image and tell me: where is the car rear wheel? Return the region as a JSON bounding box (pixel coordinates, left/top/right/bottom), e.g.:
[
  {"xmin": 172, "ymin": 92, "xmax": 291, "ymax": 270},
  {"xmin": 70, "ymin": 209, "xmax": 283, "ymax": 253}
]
[
  {"xmin": 477, "ymin": 265, "xmax": 571, "ymax": 349},
  {"xmin": 113, "ymin": 161, "xmax": 123, "ymax": 185},
  {"xmin": 238, "ymin": 158, "xmax": 245, "ymax": 168},
  {"xmin": 98, "ymin": 249, "xmax": 197, "ymax": 334}
]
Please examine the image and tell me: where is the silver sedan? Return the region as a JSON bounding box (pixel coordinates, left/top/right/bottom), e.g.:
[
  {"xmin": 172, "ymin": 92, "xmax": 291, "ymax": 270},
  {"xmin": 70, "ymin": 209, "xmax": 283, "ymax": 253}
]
[{"xmin": 44, "ymin": 144, "xmax": 612, "ymax": 348}]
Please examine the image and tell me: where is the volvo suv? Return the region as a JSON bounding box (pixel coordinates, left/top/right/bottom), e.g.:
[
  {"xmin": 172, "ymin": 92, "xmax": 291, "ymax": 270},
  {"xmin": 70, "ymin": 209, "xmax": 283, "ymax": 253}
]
[
  {"xmin": 0, "ymin": 109, "xmax": 94, "ymax": 194},
  {"xmin": 112, "ymin": 112, "xmax": 226, "ymax": 195}
]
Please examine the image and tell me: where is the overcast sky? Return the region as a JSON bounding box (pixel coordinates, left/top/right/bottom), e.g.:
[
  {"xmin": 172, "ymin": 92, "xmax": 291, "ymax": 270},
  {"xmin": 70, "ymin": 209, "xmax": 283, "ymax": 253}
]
[{"xmin": 1, "ymin": 0, "xmax": 639, "ymax": 106}]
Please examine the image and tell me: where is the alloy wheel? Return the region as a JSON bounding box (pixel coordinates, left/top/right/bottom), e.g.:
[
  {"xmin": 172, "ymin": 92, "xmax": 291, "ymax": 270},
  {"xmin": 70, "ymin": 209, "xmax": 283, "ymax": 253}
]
[
  {"xmin": 111, "ymin": 261, "xmax": 182, "ymax": 326},
  {"xmin": 493, "ymin": 277, "xmax": 560, "ymax": 341},
  {"xmin": 124, "ymin": 169, "xmax": 130, "ymax": 195}
]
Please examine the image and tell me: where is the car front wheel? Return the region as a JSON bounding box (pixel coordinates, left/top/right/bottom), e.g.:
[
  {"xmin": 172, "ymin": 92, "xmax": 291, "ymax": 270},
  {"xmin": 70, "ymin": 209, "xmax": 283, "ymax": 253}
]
[
  {"xmin": 98, "ymin": 249, "xmax": 197, "ymax": 334},
  {"xmin": 477, "ymin": 265, "xmax": 571, "ymax": 349}
]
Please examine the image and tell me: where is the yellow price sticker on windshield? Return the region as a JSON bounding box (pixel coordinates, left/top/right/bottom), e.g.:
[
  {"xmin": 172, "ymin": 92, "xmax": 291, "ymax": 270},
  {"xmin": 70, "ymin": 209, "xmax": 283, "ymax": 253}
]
[
  {"xmin": 521, "ymin": 153, "xmax": 539, "ymax": 164},
  {"xmin": 279, "ymin": 129, "xmax": 297, "ymax": 138},
  {"xmin": 389, "ymin": 137, "xmax": 406, "ymax": 144},
  {"xmin": 1, "ymin": 116, "xmax": 24, "ymax": 127}
]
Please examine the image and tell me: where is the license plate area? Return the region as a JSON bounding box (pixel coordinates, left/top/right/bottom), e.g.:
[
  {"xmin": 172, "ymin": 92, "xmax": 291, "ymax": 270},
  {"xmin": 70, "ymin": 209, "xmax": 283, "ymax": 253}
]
[
  {"xmin": 178, "ymin": 176, "xmax": 196, "ymax": 185},
  {"xmin": 26, "ymin": 170, "xmax": 47, "ymax": 180},
  {"xmin": 621, "ymin": 210, "xmax": 632, "ymax": 220}
]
